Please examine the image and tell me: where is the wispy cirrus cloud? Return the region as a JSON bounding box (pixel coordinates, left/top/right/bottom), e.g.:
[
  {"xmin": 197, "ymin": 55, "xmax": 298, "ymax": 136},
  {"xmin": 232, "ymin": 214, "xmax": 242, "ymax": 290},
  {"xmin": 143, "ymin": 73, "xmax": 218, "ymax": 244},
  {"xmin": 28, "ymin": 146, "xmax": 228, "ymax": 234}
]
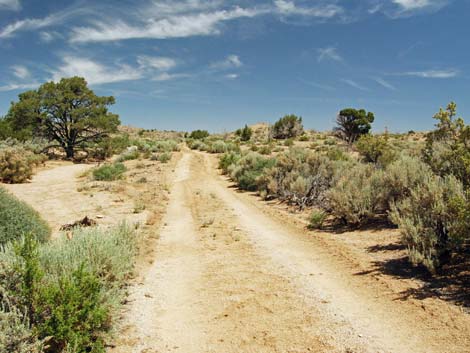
[
  {"xmin": 398, "ymin": 69, "xmax": 459, "ymax": 78},
  {"xmin": 374, "ymin": 77, "xmax": 396, "ymax": 90},
  {"xmin": 274, "ymin": 0, "xmax": 343, "ymax": 18},
  {"xmin": 381, "ymin": 0, "xmax": 451, "ymax": 17},
  {"xmin": 299, "ymin": 78, "xmax": 334, "ymax": 91},
  {"xmin": 0, "ymin": 82, "xmax": 39, "ymax": 92},
  {"xmin": 340, "ymin": 78, "xmax": 369, "ymax": 91},
  {"xmin": 0, "ymin": 7, "xmax": 88, "ymax": 38},
  {"xmin": 210, "ymin": 55, "xmax": 242, "ymax": 70},
  {"xmin": 317, "ymin": 46, "xmax": 343, "ymax": 62},
  {"xmin": 69, "ymin": 7, "xmax": 261, "ymax": 43},
  {"xmin": 137, "ymin": 56, "xmax": 177, "ymax": 71},
  {"xmin": 0, "ymin": 0, "xmax": 20, "ymax": 11}
]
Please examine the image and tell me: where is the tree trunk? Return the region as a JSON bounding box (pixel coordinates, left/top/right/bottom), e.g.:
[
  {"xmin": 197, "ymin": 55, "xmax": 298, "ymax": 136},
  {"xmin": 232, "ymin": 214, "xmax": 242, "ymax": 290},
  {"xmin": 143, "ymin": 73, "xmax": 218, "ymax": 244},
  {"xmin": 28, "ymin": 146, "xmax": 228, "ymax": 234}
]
[{"xmin": 65, "ymin": 144, "xmax": 75, "ymax": 159}]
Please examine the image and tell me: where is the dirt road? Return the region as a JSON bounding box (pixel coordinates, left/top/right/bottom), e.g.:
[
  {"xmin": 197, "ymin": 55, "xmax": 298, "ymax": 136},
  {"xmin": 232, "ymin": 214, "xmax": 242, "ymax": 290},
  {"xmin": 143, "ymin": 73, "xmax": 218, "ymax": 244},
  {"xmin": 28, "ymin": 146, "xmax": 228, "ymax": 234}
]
[{"xmin": 111, "ymin": 151, "xmax": 470, "ymax": 353}]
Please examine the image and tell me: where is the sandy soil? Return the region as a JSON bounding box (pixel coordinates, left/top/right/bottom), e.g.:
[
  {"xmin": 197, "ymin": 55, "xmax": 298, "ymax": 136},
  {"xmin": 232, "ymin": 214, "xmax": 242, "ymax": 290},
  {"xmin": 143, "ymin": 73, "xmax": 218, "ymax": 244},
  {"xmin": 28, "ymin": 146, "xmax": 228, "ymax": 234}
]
[
  {"xmin": 110, "ymin": 150, "xmax": 470, "ymax": 353},
  {"xmin": 3, "ymin": 158, "xmax": 173, "ymax": 237}
]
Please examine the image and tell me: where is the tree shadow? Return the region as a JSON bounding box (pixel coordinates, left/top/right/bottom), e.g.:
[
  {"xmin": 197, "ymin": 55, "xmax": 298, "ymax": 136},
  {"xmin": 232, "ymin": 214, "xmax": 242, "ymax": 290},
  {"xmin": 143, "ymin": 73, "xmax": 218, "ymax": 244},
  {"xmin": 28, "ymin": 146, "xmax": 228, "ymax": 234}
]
[{"xmin": 359, "ymin": 244, "xmax": 470, "ymax": 308}]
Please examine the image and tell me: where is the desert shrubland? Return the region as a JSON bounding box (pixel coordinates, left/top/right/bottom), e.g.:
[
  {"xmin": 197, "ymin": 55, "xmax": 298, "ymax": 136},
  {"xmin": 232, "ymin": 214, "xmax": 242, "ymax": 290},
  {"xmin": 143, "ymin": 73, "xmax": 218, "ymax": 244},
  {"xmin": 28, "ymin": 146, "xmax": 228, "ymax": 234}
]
[{"xmin": 219, "ymin": 102, "xmax": 470, "ymax": 272}]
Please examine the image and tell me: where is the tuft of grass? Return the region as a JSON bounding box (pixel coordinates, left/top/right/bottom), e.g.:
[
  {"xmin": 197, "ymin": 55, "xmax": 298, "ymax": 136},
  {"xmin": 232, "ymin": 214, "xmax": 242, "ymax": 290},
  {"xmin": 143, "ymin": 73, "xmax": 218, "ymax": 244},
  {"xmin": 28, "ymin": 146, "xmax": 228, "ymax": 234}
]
[
  {"xmin": 308, "ymin": 210, "xmax": 327, "ymax": 230},
  {"xmin": 92, "ymin": 163, "xmax": 126, "ymax": 181}
]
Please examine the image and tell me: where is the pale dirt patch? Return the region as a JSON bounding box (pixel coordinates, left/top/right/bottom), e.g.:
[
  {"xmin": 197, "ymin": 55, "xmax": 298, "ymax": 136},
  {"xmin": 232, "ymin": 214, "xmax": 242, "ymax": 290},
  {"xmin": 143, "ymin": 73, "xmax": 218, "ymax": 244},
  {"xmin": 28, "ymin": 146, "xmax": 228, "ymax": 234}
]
[{"xmin": 3, "ymin": 161, "xmax": 146, "ymax": 237}]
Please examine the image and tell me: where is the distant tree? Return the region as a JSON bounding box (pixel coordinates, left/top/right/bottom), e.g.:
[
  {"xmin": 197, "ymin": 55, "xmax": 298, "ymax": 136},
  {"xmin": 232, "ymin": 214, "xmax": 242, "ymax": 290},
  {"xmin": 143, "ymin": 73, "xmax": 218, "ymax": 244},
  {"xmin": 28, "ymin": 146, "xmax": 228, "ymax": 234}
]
[
  {"xmin": 6, "ymin": 77, "xmax": 120, "ymax": 159},
  {"xmin": 334, "ymin": 108, "xmax": 374, "ymax": 144},
  {"xmin": 236, "ymin": 124, "xmax": 253, "ymax": 141},
  {"xmin": 189, "ymin": 130, "xmax": 209, "ymax": 139},
  {"xmin": 271, "ymin": 114, "xmax": 304, "ymax": 139}
]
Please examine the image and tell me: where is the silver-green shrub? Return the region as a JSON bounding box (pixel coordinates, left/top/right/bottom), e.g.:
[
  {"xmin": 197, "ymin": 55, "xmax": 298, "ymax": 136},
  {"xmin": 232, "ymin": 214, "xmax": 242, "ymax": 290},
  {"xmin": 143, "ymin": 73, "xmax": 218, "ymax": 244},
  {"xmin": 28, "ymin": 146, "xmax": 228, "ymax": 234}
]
[
  {"xmin": 0, "ymin": 187, "xmax": 50, "ymax": 245},
  {"xmin": 327, "ymin": 163, "xmax": 384, "ymax": 226},
  {"xmin": 389, "ymin": 175, "xmax": 467, "ymax": 272}
]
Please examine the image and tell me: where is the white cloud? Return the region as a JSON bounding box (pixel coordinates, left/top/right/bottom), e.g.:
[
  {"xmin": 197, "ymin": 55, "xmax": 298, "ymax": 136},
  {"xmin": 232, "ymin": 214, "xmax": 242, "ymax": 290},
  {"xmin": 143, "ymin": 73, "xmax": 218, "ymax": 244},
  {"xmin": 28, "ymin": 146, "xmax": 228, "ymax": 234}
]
[
  {"xmin": 141, "ymin": 0, "xmax": 223, "ymax": 17},
  {"xmin": 11, "ymin": 65, "xmax": 30, "ymax": 79},
  {"xmin": 340, "ymin": 78, "xmax": 369, "ymax": 91},
  {"xmin": 39, "ymin": 31, "xmax": 62, "ymax": 43},
  {"xmin": 0, "ymin": 0, "xmax": 20, "ymax": 11},
  {"xmin": 374, "ymin": 77, "xmax": 396, "ymax": 90},
  {"xmin": 152, "ymin": 72, "xmax": 190, "ymax": 81},
  {"xmin": 317, "ymin": 46, "xmax": 343, "ymax": 62},
  {"xmin": 0, "ymin": 8, "xmax": 84, "ymax": 38},
  {"xmin": 400, "ymin": 69, "xmax": 459, "ymax": 78},
  {"xmin": 384, "ymin": 0, "xmax": 451, "ymax": 17},
  {"xmin": 51, "ymin": 57, "xmax": 143, "ymax": 85},
  {"xmin": 210, "ymin": 55, "xmax": 242, "ymax": 70},
  {"xmin": 69, "ymin": 7, "xmax": 261, "ymax": 43},
  {"xmin": 299, "ymin": 78, "xmax": 334, "ymax": 91},
  {"xmin": 274, "ymin": 0, "xmax": 342, "ymax": 18},
  {"xmin": 137, "ymin": 56, "xmax": 177, "ymax": 71},
  {"xmin": 0, "ymin": 82, "xmax": 39, "ymax": 92},
  {"xmin": 225, "ymin": 73, "xmax": 239, "ymax": 79},
  {"xmin": 393, "ymin": 0, "xmax": 431, "ymax": 10}
]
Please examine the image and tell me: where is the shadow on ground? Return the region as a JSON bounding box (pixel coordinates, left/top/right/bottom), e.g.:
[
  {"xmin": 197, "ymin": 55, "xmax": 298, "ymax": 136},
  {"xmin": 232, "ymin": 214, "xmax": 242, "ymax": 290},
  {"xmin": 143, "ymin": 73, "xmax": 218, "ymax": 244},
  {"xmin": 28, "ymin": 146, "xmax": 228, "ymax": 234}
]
[{"xmin": 357, "ymin": 243, "xmax": 470, "ymax": 309}]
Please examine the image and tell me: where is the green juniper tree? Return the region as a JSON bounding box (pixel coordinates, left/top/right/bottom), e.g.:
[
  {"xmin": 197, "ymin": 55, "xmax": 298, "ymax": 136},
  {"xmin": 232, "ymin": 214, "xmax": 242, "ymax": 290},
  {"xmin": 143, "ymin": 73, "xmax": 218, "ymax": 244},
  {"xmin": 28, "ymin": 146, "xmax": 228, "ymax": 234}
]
[{"xmin": 5, "ymin": 77, "xmax": 120, "ymax": 159}]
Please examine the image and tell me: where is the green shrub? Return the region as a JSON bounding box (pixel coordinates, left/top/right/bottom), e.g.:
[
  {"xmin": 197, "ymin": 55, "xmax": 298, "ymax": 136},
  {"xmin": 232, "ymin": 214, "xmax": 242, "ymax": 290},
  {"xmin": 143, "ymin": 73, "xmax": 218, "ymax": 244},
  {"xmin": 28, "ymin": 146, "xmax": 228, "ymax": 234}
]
[
  {"xmin": 327, "ymin": 164, "xmax": 384, "ymax": 226},
  {"xmin": 390, "ymin": 175, "xmax": 468, "ymax": 272},
  {"xmin": 0, "ymin": 224, "xmax": 137, "ymax": 352},
  {"xmin": 235, "ymin": 125, "xmax": 253, "ymax": 141},
  {"xmin": 189, "ymin": 130, "xmax": 209, "ymax": 139},
  {"xmin": 256, "ymin": 149, "xmax": 346, "ymax": 209},
  {"xmin": 325, "ymin": 146, "xmax": 350, "ymax": 161},
  {"xmin": 151, "ymin": 140, "xmax": 180, "ymax": 153},
  {"xmin": 219, "ymin": 152, "xmax": 241, "ymax": 174},
  {"xmin": 258, "ymin": 145, "xmax": 272, "ymax": 155},
  {"xmin": 209, "ymin": 140, "xmax": 228, "ymax": 154},
  {"xmin": 423, "ymin": 102, "xmax": 470, "ymax": 188},
  {"xmin": 89, "ymin": 135, "xmax": 130, "ymax": 160},
  {"xmin": 187, "ymin": 139, "xmax": 207, "ymax": 151},
  {"xmin": 271, "ymin": 114, "xmax": 304, "ymax": 139},
  {"xmin": 0, "ymin": 187, "xmax": 50, "ymax": 245},
  {"xmin": 380, "ymin": 155, "xmax": 433, "ymax": 210},
  {"xmin": 158, "ymin": 153, "xmax": 171, "ymax": 163},
  {"xmin": 308, "ymin": 210, "xmax": 326, "ymax": 229},
  {"xmin": 284, "ymin": 138, "xmax": 294, "ymax": 147},
  {"xmin": 356, "ymin": 134, "xmax": 397, "ymax": 167},
  {"xmin": 0, "ymin": 148, "xmax": 34, "ymax": 183},
  {"xmin": 92, "ymin": 163, "xmax": 126, "ymax": 181},
  {"xmin": 34, "ymin": 265, "xmax": 108, "ymax": 352},
  {"xmin": 116, "ymin": 149, "xmax": 140, "ymax": 162},
  {"xmin": 230, "ymin": 153, "xmax": 276, "ymax": 191}
]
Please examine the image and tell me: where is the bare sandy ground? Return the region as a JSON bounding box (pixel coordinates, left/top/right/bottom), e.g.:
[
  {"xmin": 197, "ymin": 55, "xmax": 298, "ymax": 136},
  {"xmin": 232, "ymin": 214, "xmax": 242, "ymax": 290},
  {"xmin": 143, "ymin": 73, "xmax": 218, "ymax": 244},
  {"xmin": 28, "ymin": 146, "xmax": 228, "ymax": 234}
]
[{"xmin": 110, "ymin": 151, "xmax": 470, "ymax": 353}]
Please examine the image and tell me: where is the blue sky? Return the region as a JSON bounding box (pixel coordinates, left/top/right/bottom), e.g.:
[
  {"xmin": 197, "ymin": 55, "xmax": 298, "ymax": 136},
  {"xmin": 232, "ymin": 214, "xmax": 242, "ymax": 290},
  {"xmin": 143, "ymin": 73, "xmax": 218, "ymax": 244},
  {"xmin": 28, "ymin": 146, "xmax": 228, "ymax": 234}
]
[{"xmin": 0, "ymin": 0, "xmax": 469, "ymax": 132}]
